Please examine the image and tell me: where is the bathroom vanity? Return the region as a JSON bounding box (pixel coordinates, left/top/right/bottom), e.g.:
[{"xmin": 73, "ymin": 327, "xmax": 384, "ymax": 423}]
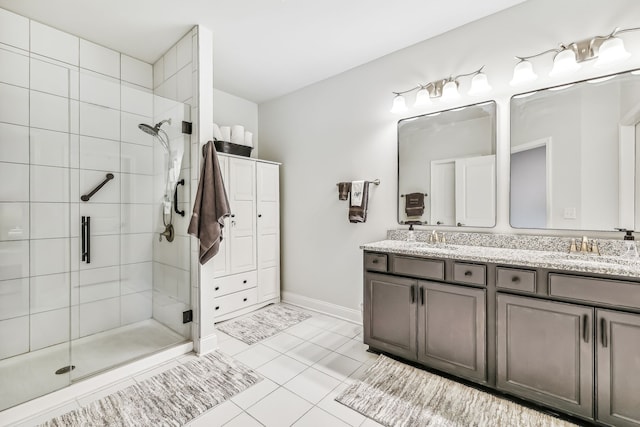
[{"xmin": 362, "ymin": 236, "xmax": 640, "ymax": 426}]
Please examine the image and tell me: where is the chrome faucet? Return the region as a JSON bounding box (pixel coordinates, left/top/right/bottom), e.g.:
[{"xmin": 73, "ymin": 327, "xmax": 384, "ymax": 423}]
[
  {"xmin": 429, "ymin": 230, "xmax": 446, "ymax": 244},
  {"xmin": 569, "ymin": 236, "xmax": 599, "ymax": 255}
]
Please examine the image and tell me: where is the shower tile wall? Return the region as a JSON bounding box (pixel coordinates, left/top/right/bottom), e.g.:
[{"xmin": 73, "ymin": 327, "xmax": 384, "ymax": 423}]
[
  {"xmin": 152, "ymin": 29, "xmax": 196, "ymax": 337},
  {"xmin": 0, "ymin": 8, "xmax": 156, "ymax": 360}
]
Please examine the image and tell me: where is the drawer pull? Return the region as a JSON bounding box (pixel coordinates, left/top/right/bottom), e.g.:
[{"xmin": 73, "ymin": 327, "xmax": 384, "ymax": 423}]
[
  {"xmin": 410, "ymin": 285, "xmax": 416, "ymax": 304},
  {"xmin": 419, "ymin": 286, "xmax": 425, "ymax": 306},
  {"xmin": 243, "ymin": 297, "xmax": 248, "ymax": 302},
  {"xmin": 582, "ymin": 315, "xmax": 589, "ymax": 343},
  {"xmin": 215, "ymin": 306, "xmax": 220, "ymax": 310},
  {"xmin": 215, "ymin": 286, "xmax": 220, "ymax": 291},
  {"xmin": 511, "ymin": 276, "xmax": 520, "ymax": 283},
  {"xmin": 464, "ymin": 271, "xmax": 472, "ymax": 276},
  {"xmin": 372, "ymin": 259, "xmax": 379, "ymax": 264},
  {"xmin": 601, "ymin": 318, "xmax": 608, "ymax": 348}
]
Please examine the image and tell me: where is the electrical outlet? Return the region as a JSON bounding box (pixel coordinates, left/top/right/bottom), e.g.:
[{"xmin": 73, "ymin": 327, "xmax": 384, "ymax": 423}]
[{"xmin": 563, "ymin": 207, "xmax": 577, "ymax": 219}]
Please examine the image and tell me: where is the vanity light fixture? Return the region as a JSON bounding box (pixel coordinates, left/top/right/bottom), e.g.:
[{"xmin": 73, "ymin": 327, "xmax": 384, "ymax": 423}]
[
  {"xmin": 390, "ymin": 66, "xmax": 491, "ymax": 113},
  {"xmin": 510, "ymin": 26, "xmax": 640, "ymax": 86}
]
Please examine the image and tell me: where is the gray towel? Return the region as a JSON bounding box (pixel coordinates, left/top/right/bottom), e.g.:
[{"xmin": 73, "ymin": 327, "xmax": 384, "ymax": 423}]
[
  {"xmin": 405, "ymin": 192, "xmax": 425, "ymax": 217},
  {"xmin": 188, "ymin": 141, "xmax": 231, "ymax": 264},
  {"xmin": 349, "ymin": 181, "xmax": 369, "ymax": 223},
  {"xmin": 337, "ymin": 182, "xmax": 351, "ymax": 200}
]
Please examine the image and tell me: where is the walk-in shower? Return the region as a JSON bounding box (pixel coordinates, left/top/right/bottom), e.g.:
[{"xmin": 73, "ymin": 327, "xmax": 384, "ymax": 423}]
[{"xmin": 0, "ymin": 45, "xmax": 193, "ymax": 411}]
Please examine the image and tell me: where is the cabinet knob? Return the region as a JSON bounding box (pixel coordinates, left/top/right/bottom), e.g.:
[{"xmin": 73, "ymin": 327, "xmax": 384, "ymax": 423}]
[
  {"xmin": 464, "ymin": 271, "xmax": 472, "ymax": 276},
  {"xmin": 243, "ymin": 279, "xmax": 247, "ymax": 284},
  {"xmin": 215, "ymin": 286, "xmax": 220, "ymax": 291},
  {"xmin": 437, "ymin": 221, "xmax": 443, "ymax": 225},
  {"xmin": 258, "ymin": 214, "xmax": 262, "ymax": 218},
  {"xmin": 457, "ymin": 222, "xmax": 464, "ymax": 227},
  {"xmin": 215, "ymin": 306, "xmax": 220, "ymax": 310},
  {"xmin": 372, "ymin": 259, "xmax": 379, "ymax": 264},
  {"xmin": 230, "ymin": 214, "xmax": 236, "ymax": 218},
  {"xmin": 243, "ymin": 297, "xmax": 248, "ymax": 302},
  {"xmin": 511, "ymin": 276, "xmax": 520, "ymax": 283}
]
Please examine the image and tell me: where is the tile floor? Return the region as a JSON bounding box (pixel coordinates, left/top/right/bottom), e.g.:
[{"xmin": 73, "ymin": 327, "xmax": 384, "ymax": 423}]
[{"xmin": 12, "ymin": 307, "xmax": 384, "ymax": 427}]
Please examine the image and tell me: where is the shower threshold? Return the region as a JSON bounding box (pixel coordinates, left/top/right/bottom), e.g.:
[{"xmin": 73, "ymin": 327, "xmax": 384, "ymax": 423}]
[{"xmin": 0, "ymin": 319, "xmax": 188, "ymax": 412}]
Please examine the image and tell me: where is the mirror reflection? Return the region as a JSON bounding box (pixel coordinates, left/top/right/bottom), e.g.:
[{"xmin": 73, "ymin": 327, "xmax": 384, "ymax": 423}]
[
  {"xmin": 398, "ymin": 101, "xmax": 497, "ymax": 227},
  {"xmin": 510, "ymin": 70, "xmax": 640, "ymax": 231}
]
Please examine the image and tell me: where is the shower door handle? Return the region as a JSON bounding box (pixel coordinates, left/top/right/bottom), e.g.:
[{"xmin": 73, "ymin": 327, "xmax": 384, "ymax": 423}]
[
  {"xmin": 81, "ymin": 216, "xmax": 91, "ymax": 264},
  {"xmin": 174, "ymin": 179, "xmax": 185, "ymax": 217}
]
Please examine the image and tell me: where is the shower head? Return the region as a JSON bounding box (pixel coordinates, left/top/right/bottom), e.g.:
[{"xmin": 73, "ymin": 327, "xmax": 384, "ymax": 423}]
[{"xmin": 138, "ymin": 118, "xmax": 171, "ymax": 137}]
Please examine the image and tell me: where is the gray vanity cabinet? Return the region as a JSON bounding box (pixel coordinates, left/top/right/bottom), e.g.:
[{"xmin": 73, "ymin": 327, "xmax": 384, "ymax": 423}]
[
  {"xmin": 496, "ymin": 294, "xmax": 594, "ymax": 419},
  {"xmin": 596, "ymin": 309, "xmax": 640, "ymax": 427},
  {"xmin": 363, "ymin": 272, "xmax": 417, "ymax": 361},
  {"xmin": 417, "ymin": 281, "xmax": 486, "ymax": 382}
]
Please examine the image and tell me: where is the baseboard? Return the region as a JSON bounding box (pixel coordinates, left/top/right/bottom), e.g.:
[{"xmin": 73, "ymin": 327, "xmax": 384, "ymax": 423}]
[
  {"xmin": 282, "ymin": 291, "xmax": 362, "ymax": 325},
  {"xmin": 196, "ymin": 334, "xmax": 218, "ymax": 356}
]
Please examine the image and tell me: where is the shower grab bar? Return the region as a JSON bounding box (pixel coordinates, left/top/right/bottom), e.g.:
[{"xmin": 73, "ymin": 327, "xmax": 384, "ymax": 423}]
[
  {"xmin": 81, "ymin": 173, "xmax": 114, "ymax": 202},
  {"xmin": 81, "ymin": 216, "xmax": 90, "ymax": 264},
  {"xmin": 174, "ymin": 179, "xmax": 185, "ymax": 217}
]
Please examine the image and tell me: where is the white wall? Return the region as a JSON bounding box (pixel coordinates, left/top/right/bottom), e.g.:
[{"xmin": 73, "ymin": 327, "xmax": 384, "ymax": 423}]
[
  {"xmin": 213, "ymin": 88, "xmax": 259, "ymax": 157},
  {"xmin": 258, "ymin": 0, "xmax": 640, "ymax": 314}
]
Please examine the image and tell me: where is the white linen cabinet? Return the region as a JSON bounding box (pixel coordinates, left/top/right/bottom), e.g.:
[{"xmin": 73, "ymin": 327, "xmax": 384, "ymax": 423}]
[{"xmin": 202, "ymin": 153, "xmax": 281, "ymax": 322}]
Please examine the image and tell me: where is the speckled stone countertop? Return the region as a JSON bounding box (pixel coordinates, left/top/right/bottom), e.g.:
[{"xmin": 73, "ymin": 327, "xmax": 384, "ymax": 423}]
[{"xmin": 361, "ymin": 239, "xmax": 640, "ymax": 279}]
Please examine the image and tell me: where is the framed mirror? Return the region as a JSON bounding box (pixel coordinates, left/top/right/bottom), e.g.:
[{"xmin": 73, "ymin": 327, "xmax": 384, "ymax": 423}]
[
  {"xmin": 397, "ymin": 101, "xmax": 497, "ymax": 227},
  {"xmin": 510, "ymin": 70, "xmax": 640, "ymax": 231}
]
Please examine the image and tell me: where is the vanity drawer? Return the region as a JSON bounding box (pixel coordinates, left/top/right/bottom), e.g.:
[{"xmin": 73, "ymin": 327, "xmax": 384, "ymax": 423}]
[
  {"xmin": 214, "ymin": 288, "xmax": 258, "ymax": 318},
  {"xmin": 549, "ymin": 273, "xmax": 640, "ymax": 310},
  {"xmin": 453, "ymin": 262, "xmax": 486, "ymax": 286},
  {"xmin": 213, "ymin": 271, "xmax": 257, "ymax": 297},
  {"xmin": 392, "ymin": 256, "xmax": 444, "ymax": 280},
  {"xmin": 365, "ymin": 253, "xmax": 388, "ymax": 272},
  {"xmin": 497, "ymin": 267, "xmax": 536, "ymax": 293}
]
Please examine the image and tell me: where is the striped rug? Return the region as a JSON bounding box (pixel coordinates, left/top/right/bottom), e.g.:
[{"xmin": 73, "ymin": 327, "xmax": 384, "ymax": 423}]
[
  {"xmin": 336, "ymin": 355, "xmax": 578, "ymax": 427},
  {"xmin": 40, "ymin": 352, "xmax": 261, "ymax": 427}
]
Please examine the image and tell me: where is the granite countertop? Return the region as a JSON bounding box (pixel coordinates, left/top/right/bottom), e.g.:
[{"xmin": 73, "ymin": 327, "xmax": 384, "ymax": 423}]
[{"xmin": 361, "ymin": 239, "xmax": 640, "ymax": 279}]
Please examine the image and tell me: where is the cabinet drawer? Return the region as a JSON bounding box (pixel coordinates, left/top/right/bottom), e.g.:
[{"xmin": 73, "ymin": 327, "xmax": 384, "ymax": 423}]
[
  {"xmin": 214, "ymin": 288, "xmax": 258, "ymax": 318},
  {"xmin": 497, "ymin": 267, "xmax": 536, "ymax": 293},
  {"xmin": 549, "ymin": 273, "xmax": 640, "ymax": 310},
  {"xmin": 365, "ymin": 253, "xmax": 388, "ymax": 272},
  {"xmin": 213, "ymin": 270, "xmax": 257, "ymax": 297},
  {"xmin": 453, "ymin": 262, "xmax": 486, "ymax": 286},
  {"xmin": 392, "ymin": 256, "xmax": 444, "ymax": 280}
]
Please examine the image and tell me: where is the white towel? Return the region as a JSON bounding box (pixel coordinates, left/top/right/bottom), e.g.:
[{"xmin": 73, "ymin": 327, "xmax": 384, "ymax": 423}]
[{"xmin": 351, "ymin": 180, "xmax": 365, "ymax": 207}]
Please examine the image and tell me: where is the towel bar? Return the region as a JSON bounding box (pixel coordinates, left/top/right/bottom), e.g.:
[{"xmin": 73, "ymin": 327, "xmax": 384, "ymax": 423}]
[
  {"xmin": 336, "ymin": 179, "xmax": 380, "ymax": 186},
  {"xmin": 400, "ymin": 193, "xmax": 428, "ymax": 197}
]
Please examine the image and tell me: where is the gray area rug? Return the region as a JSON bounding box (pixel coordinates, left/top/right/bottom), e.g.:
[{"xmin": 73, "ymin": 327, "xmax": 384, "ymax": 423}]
[
  {"xmin": 336, "ymin": 355, "xmax": 578, "ymax": 427},
  {"xmin": 40, "ymin": 352, "xmax": 262, "ymax": 427},
  {"xmin": 216, "ymin": 303, "xmax": 312, "ymax": 345}
]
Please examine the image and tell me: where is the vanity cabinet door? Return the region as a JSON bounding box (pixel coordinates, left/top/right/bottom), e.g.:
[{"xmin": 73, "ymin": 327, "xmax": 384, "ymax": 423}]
[
  {"xmin": 496, "ymin": 294, "xmax": 594, "ymax": 420},
  {"xmin": 417, "ymin": 281, "xmax": 486, "ymax": 383},
  {"xmin": 596, "ymin": 309, "xmax": 640, "ymax": 427},
  {"xmin": 364, "ymin": 273, "xmax": 417, "ymax": 361}
]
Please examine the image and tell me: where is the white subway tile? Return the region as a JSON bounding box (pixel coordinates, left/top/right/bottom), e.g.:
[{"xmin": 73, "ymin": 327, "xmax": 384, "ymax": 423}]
[
  {"xmin": 70, "ymin": 169, "xmax": 80, "ymax": 204},
  {"xmin": 79, "ymin": 135, "xmax": 119, "ymax": 172},
  {"xmin": 30, "ymin": 307, "xmax": 70, "ymax": 350},
  {"xmin": 70, "ymin": 99, "xmax": 80, "ymax": 134},
  {"xmin": 121, "ymin": 203, "xmax": 152, "ymax": 234},
  {"xmin": 121, "ymin": 112, "xmax": 153, "ymax": 146},
  {"xmin": 70, "ymin": 67, "xmax": 79, "ymax": 100},
  {"xmin": 79, "ymin": 39, "xmax": 120, "ymax": 78},
  {"xmin": 79, "ymin": 203, "xmax": 120, "ymax": 235},
  {"xmin": 79, "ymin": 70, "xmax": 120, "ymax": 109},
  {"xmin": 164, "ymin": 46, "xmax": 177, "ymax": 78},
  {"xmin": 30, "ymin": 238, "xmax": 70, "ymax": 276},
  {"xmin": 30, "ymin": 57, "xmax": 70, "ymax": 97},
  {"xmin": 30, "ymin": 128, "xmax": 69, "ymax": 168},
  {"xmin": 121, "ymin": 55, "xmax": 152, "ymax": 89},
  {"xmin": 70, "ymin": 134, "xmax": 79, "ymax": 168},
  {"xmin": 30, "ymin": 21, "xmax": 79, "ymax": 66},
  {"xmin": 158, "ymin": 75, "xmax": 177, "ymax": 102},
  {"xmin": 121, "ymin": 84, "xmax": 152, "ymax": 116},
  {"xmin": 0, "ymin": 202, "xmax": 29, "ymax": 241},
  {"xmin": 79, "ymin": 234, "xmax": 119, "ymax": 270},
  {"xmin": 121, "ymin": 173, "xmax": 153, "ymax": 203},
  {"xmin": 30, "ymin": 91, "xmax": 69, "ymax": 133},
  {"xmin": 79, "ymin": 170, "xmax": 119, "ymax": 204},
  {"xmin": 153, "ymin": 57, "xmax": 164, "ymax": 89},
  {"xmin": 0, "ymin": 240, "xmax": 29, "ymax": 280},
  {"xmin": 79, "ymin": 266, "xmax": 119, "ymax": 303},
  {"xmin": 79, "ymin": 297, "xmax": 119, "ymax": 337},
  {"xmin": 121, "ymin": 291, "xmax": 152, "ymax": 325},
  {"xmin": 30, "ymin": 273, "xmax": 71, "ymax": 314},
  {"xmin": 0, "ymin": 83, "xmax": 28, "ymax": 126},
  {"xmin": 121, "ymin": 142, "xmax": 152, "ymax": 175},
  {"xmin": 0, "ymin": 48, "xmax": 28, "ymax": 87},
  {"xmin": 79, "ymin": 102, "xmax": 120, "ymax": 140},
  {"xmin": 30, "ymin": 203, "xmax": 70, "ymax": 239},
  {"xmin": 121, "ymin": 262, "xmax": 152, "ymax": 294},
  {"xmin": 0, "ymin": 8, "xmax": 29, "ymax": 50},
  {"xmin": 177, "ymin": 66, "xmax": 192, "ymax": 103},
  {"xmin": 176, "ymin": 34, "xmax": 192, "ymax": 71},
  {"xmin": 30, "ymin": 165, "xmax": 69, "ymax": 202},
  {"xmin": 121, "ymin": 233, "xmax": 153, "ymax": 264},
  {"xmin": 0, "ymin": 315, "xmax": 29, "ymax": 359},
  {"xmin": 0, "ymin": 162, "xmax": 29, "ymax": 202},
  {"xmin": 0, "ymin": 278, "xmax": 29, "ymax": 320},
  {"xmin": 0, "ymin": 122, "xmax": 29, "ymax": 164}
]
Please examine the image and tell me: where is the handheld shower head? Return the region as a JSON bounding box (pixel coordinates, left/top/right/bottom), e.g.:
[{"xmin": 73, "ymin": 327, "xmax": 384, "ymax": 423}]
[
  {"xmin": 138, "ymin": 119, "xmax": 172, "ymax": 153},
  {"xmin": 138, "ymin": 123, "xmax": 158, "ymax": 136}
]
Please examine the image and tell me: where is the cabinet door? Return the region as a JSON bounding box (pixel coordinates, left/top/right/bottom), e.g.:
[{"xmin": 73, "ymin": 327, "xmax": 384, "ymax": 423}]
[
  {"xmin": 497, "ymin": 294, "xmax": 594, "ymax": 419},
  {"xmin": 213, "ymin": 155, "xmax": 231, "ymax": 277},
  {"xmin": 597, "ymin": 309, "xmax": 640, "ymax": 427},
  {"xmin": 364, "ymin": 273, "xmax": 417, "ymax": 361},
  {"xmin": 228, "ymin": 158, "xmax": 256, "ymax": 274},
  {"xmin": 257, "ymin": 162, "xmax": 280, "ymax": 302},
  {"xmin": 417, "ymin": 281, "xmax": 486, "ymax": 382}
]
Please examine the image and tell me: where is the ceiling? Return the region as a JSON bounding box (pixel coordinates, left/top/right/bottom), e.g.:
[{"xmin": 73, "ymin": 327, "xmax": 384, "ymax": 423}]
[{"xmin": 0, "ymin": 0, "xmax": 525, "ymax": 103}]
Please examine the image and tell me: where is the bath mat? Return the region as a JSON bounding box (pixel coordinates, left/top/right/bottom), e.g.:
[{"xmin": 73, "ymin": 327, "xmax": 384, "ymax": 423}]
[
  {"xmin": 40, "ymin": 351, "xmax": 262, "ymax": 427},
  {"xmin": 216, "ymin": 303, "xmax": 312, "ymax": 345},
  {"xmin": 335, "ymin": 355, "xmax": 578, "ymax": 427}
]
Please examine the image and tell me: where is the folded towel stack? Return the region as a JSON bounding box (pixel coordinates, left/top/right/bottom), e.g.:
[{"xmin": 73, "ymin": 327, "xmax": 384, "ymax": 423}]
[
  {"xmin": 405, "ymin": 192, "xmax": 425, "ymax": 217},
  {"xmin": 337, "ymin": 182, "xmax": 351, "ymax": 200},
  {"xmin": 349, "ymin": 181, "xmax": 370, "ymax": 223}
]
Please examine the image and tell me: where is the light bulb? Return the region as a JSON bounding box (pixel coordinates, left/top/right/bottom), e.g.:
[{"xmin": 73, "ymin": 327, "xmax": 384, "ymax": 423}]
[
  {"xmin": 468, "ymin": 72, "xmax": 492, "ymax": 96},
  {"xmin": 441, "ymin": 80, "xmax": 460, "ymax": 101},
  {"xmin": 595, "ymin": 36, "xmax": 631, "ymax": 68},
  {"xmin": 414, "ymin": 87, "xmax": 432, "ymax": 107},
  {"xmin": 510, "ymin": 60, "xmax": 537, "ymax": 86},
  {"xmin": 390, "ymin": 94, "xmax": 407, "ymax": 114},
  {"xmin": 549, "ymin": 49, "xmax": 580, "ymax": 77}
]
